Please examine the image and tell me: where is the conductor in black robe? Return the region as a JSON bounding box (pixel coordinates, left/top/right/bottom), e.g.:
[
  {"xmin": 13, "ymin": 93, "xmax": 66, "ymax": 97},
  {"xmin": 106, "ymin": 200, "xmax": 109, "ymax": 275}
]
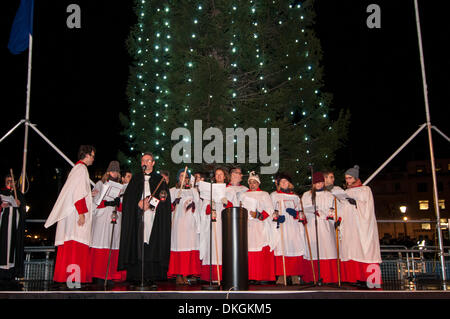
[
  {"xmin": 0, "ymin": 174, "xmax": 26, "ymax": 283},
  {"xmin": 118, "ymin": 152, "xmax": 171, "ymax": 287}
]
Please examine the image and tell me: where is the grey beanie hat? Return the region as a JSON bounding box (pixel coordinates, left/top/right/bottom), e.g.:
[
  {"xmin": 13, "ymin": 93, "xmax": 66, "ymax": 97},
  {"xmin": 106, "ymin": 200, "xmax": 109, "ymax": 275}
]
[
  {"xmin": 106, "ymin": 160, "xmax": 120, "ymax": 173},
  {"xmin": 345, "ymin": 165, "xmax": 360, "ymax": 179}
]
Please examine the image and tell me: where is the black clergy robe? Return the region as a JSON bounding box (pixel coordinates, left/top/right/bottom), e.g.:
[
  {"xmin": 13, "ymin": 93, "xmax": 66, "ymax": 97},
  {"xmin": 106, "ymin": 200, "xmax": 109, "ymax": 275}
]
[
  {"xmin": 118, "ymin": 170, "xmax": 171, "ymax": 282},
  {"xmin": 0, "ymin": 188, "xmax": 26, "ymax": 280}
]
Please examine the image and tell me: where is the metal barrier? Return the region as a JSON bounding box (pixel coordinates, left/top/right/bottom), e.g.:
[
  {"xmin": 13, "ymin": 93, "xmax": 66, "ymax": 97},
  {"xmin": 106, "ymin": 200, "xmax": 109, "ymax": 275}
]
[
  {"xmin": 380, "ymin": 245, "xmax": 450, "ymax": 282},
  {"xmin": 23, "ymin": 246, "xmax": 55, "ymax": 281},
  {"xmin": 20, "ymin": 220, "xmax": 449, "ymax": 285}
]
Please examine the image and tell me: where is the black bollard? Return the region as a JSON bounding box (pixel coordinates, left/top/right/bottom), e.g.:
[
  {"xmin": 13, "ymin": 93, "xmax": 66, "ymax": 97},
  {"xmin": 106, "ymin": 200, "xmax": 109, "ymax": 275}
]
[{"xmin": 221, "ymin": 206, "xmax": 248, "ymax": 291}]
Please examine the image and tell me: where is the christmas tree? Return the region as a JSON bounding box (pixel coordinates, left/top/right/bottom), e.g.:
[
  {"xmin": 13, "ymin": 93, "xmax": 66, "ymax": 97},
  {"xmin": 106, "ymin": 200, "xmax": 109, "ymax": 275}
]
[{"xmin": 120, "ymin": 0, "xmax": 349, "ymax": 190}]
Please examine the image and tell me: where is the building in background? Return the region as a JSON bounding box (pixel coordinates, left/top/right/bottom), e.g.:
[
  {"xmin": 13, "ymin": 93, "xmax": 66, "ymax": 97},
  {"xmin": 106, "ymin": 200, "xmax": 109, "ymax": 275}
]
[{"xmin": 371, "ymin": 158, "xmax": 450, "ymax": 246}]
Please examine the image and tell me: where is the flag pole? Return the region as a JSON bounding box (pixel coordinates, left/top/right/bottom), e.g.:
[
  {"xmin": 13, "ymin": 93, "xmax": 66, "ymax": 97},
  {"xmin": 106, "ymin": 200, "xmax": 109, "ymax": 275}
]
[
  {"xmin": 20, "ymin": 31, "xmax": 33, "ymax": 194},
  {"xmin": 413, "ymin": 0, "xmax": 446, "ymax": 285}
]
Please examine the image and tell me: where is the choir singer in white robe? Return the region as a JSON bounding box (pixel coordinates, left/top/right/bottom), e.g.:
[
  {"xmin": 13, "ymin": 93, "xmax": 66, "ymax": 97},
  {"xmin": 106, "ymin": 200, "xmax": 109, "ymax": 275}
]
[
  {"xmin": 239, "ymin": 171, "xmax": 275, "ymax": 283},
  {"xmin": 45, "ymin": 145, "xmax": 96, "ymax": 285},
  {"xmin": 167, "ymin": 168, "xmax": 201, "ymax": 285},
  {"xmin": 339, "ymin": 165, "xmax": 382, "ymax": 286}
]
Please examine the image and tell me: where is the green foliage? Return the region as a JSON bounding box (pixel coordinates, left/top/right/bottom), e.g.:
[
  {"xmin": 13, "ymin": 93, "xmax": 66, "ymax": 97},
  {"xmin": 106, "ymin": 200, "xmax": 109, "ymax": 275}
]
[{"xmin": 123, "ymin": 0, "xmax": 349, "ymax": 192}]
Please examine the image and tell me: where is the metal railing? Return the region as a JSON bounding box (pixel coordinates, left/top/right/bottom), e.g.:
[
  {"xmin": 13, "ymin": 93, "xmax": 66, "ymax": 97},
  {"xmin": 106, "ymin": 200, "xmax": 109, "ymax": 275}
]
[
  {"xmin": 24, "ymin": 246, "xmax": 55, "ymax": 281},
  {"xmin": 21, "ymin": 220, "xmax": 450, "ymax": 285},
  {"xmin": 380, "ymin": 245, "xmax": 450, "ymax": 282}
]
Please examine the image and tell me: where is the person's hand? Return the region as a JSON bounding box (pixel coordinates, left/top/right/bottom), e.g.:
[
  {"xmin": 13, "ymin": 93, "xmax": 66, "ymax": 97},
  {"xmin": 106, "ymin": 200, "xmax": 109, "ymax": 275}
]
[
  {"xmin": 221, "ymin": 197, "xmax": 228, "ymax": 205},
  {"xmin": 1, "ymin": 202, "xmax": 10, "ymax": 209},
  {"xmin": 299, "ymin": 213, "xmax": 307, "ymax": 225},
  {"xmin": 272, "ymin": 210, "xmax": 279, "ymax": 220},
  {"xmin": 92, "ymin": 189, "xmax": 99, "ymax": 197},
  {"xmin": 173, "ymin": 197, "xmax": 181, "ymax": 206},
  {"xmin": 186, "ymin": 201, "xmax": 195, "ymax": 213},
  {"xmin": 77, "ymin": 214, "xmax": 86, "ymax": 226},
  {"xmin": 143, "ymin": 198, "xmax": 151, "ymax": 211},
  {"xmin": 15, "ymin": 199, "xmax": 21, "ymax": 207},
  {"xmin": 212, "ymin": 210, "xmax": 217, "ymax": 221}
]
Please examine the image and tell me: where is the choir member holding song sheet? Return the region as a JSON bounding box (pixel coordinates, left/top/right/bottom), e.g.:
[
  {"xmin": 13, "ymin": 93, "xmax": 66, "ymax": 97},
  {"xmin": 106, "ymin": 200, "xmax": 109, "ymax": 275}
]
[
  {"xmin": 270, "ymin": 173, "xmax": 305, "ymax": 286},
  {"xmin": 167, "ymin": 168, "xmax": 201, "ymax": 285},
  {"xmin": 90, "ymin": 161, "xmax": 127, "ymax": 283},
  {"xmin": 198, "ymin": 168, "xmax": 235, "ymax": 283},
  {"xmin": 301, "ymin": 172, "xmax": 338, "ymax": 284},
  {"xmin": 0, "ymin": 173, "xmax": 26, "ymax": 282},
  {"xmin": 239, "ymin": 171, "xmax": 275, "ymax": 283},
  {"xmin": 226, "ymin": 167, "xmax": 248, "ymax": 206}
]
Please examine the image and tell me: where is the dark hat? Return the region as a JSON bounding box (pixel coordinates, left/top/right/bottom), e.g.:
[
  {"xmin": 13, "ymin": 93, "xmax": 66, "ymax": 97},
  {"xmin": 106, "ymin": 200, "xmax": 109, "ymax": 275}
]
[
  {"xmin": 276, "ymin": 172, "xmax": 292, "ymax": 184},
  {"xmin": 106, "ymin": 161, "xmax": 120, "ymax": 173},
  {"xmin": 312, "ymin": 172, "xmax": 325, "ymax": 184},
  {"xmin": 177, "ymin": 168, "xmax": 191, "ymax": 181},
  {"xmin": 345, "ymin": 165, "xmax": 360, "ymax": 179}
]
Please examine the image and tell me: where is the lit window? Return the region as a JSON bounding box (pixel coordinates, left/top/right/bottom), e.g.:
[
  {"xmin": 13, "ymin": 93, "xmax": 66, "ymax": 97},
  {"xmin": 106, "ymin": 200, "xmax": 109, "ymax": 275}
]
[
  {"xmin": 419, "ymin": 200, "xmax": 429, "ymax": 210},
  {"xmin": 421, "ymin": 223, "xmax": 431, "ymax": 230},
  {"xmin": 439, "ymin": 200, "xmax": 446, "ymax": 210},
  {"xmin": 416, "ymin": 165, "xmax": 425, "ymax": 173}
]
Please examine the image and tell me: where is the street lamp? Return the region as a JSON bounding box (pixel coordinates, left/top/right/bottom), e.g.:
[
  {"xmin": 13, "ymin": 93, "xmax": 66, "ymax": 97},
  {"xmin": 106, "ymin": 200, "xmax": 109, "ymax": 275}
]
[
  {"xmin": 402, "ymin": 216, "xmax": 408, "ymax": 237},
  {"xmin": 399, "ymin": 206, "xmax": 408, "ymax": 237}
]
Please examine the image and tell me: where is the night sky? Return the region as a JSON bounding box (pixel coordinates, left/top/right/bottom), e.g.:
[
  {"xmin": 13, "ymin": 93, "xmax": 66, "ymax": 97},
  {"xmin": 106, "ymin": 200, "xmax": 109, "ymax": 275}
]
[{"xmin": 1, "ymin": 1, "xmax": 448, "ymax": 219}]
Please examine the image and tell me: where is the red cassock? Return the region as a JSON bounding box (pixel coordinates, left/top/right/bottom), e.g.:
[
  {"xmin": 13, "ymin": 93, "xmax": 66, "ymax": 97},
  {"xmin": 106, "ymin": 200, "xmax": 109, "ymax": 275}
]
[
  {"xmin": 53, "ymin": 196, "xmax": 92, "ymax": 283},
  {"xmin": 45, "ymin": 162, "xmax": 94, "ymax": 283},
  {"xmin": 167, "ymin": 187, "xmax": 201, "ymax": 278},
  {"xmin": 89, "ymin": 188, "xmax": 127, "ymax": 282}
]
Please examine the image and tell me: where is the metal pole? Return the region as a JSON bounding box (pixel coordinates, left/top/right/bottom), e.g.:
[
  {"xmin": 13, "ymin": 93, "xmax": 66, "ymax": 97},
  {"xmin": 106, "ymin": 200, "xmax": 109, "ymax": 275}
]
[
  {"xmin": 432, "ymin": 126, "xmax": 450, "ymax": 143},
  {"xmin": 27, "ymin": 123, "xmax": 95, "ymax": 187},
  {"xmin": 0, "ymin": 120, "xmax": 25, "ymax": 144},
  {"xmin": 414, "ymin": 0, "xmax": 446, "ymax": 283},
  {"xmin": 20, "ymin": 33, "xmax": 33, "ymax": 194},
  {"xmin": 363, "ymin": 123, "xmax": 426, "ymax": 185}
]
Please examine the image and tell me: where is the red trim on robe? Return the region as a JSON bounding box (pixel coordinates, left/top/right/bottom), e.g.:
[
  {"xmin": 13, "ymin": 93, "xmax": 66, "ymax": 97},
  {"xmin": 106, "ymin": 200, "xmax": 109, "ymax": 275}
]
[
  {"xmin": 97, "ymin": 200, "xmax": 106, "ymax": 209},
  {"xmin": 340, "ymin": 260, "xmax": 383, "ymax": 285},
  {"xmin": 274, "ymin": 255, "xmax": 304, "ymax": 277},
  {"xmin": 74, "ymin": 198, "xmax": 88, "ymax": 215},
  {"xmin": 276, "ymin": 190, "xmax": 294, "ymax": 195},
  {"xmin": 259, "ymin": 210, "xmax": 269, "ymax": 221},
  {"xmin": 302, "ymin": 258, "xmax": 339, "ymax": 283},
  {"xmin": 347, "ymin": 179, "xmax": 363, "ymax": 189},
  {"xmin": 248, "ymin": 246, "xmax": 275, "ymax": 281},
  {"xmin": 90, "ymin": 248, "xmax": 127, "ymax": 281},
  {"xmin": 97, "ymin": 200, "xmax": 122, "ymax": 212},
  {"xmin": 167, "ymin": 250, "xmax": 201, "ymax": 277},
  {"xmin": 53, "ymin": 241, "xmax": 92, "ymax": 283}
]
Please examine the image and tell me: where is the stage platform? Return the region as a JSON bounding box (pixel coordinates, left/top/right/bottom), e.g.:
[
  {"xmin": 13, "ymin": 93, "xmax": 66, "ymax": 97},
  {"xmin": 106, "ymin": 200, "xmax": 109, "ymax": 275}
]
[{"xmin": 1, "ymin": 279, "xmax": 450, "ymax": 299}]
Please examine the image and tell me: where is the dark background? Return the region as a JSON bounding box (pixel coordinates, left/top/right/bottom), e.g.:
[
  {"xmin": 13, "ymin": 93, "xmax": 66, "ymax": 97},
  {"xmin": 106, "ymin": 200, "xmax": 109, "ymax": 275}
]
[{"xmin": 0, "ymin": 0, "xmax": 448, "ymax": 222}]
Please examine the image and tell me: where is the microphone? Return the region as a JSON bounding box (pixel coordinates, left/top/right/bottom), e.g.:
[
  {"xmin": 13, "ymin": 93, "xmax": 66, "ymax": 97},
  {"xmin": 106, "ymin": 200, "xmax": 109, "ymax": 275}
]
[{"xmin": 142, "ymin": 165, "xmax": 147, "ymax": 171}]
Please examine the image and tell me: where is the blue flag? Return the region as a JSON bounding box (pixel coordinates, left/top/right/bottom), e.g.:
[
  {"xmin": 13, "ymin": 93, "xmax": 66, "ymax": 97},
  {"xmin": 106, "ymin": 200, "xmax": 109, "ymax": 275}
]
[{"xmin": 8, "ymin": 0, "xmax": 35, "ymax": 55}]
